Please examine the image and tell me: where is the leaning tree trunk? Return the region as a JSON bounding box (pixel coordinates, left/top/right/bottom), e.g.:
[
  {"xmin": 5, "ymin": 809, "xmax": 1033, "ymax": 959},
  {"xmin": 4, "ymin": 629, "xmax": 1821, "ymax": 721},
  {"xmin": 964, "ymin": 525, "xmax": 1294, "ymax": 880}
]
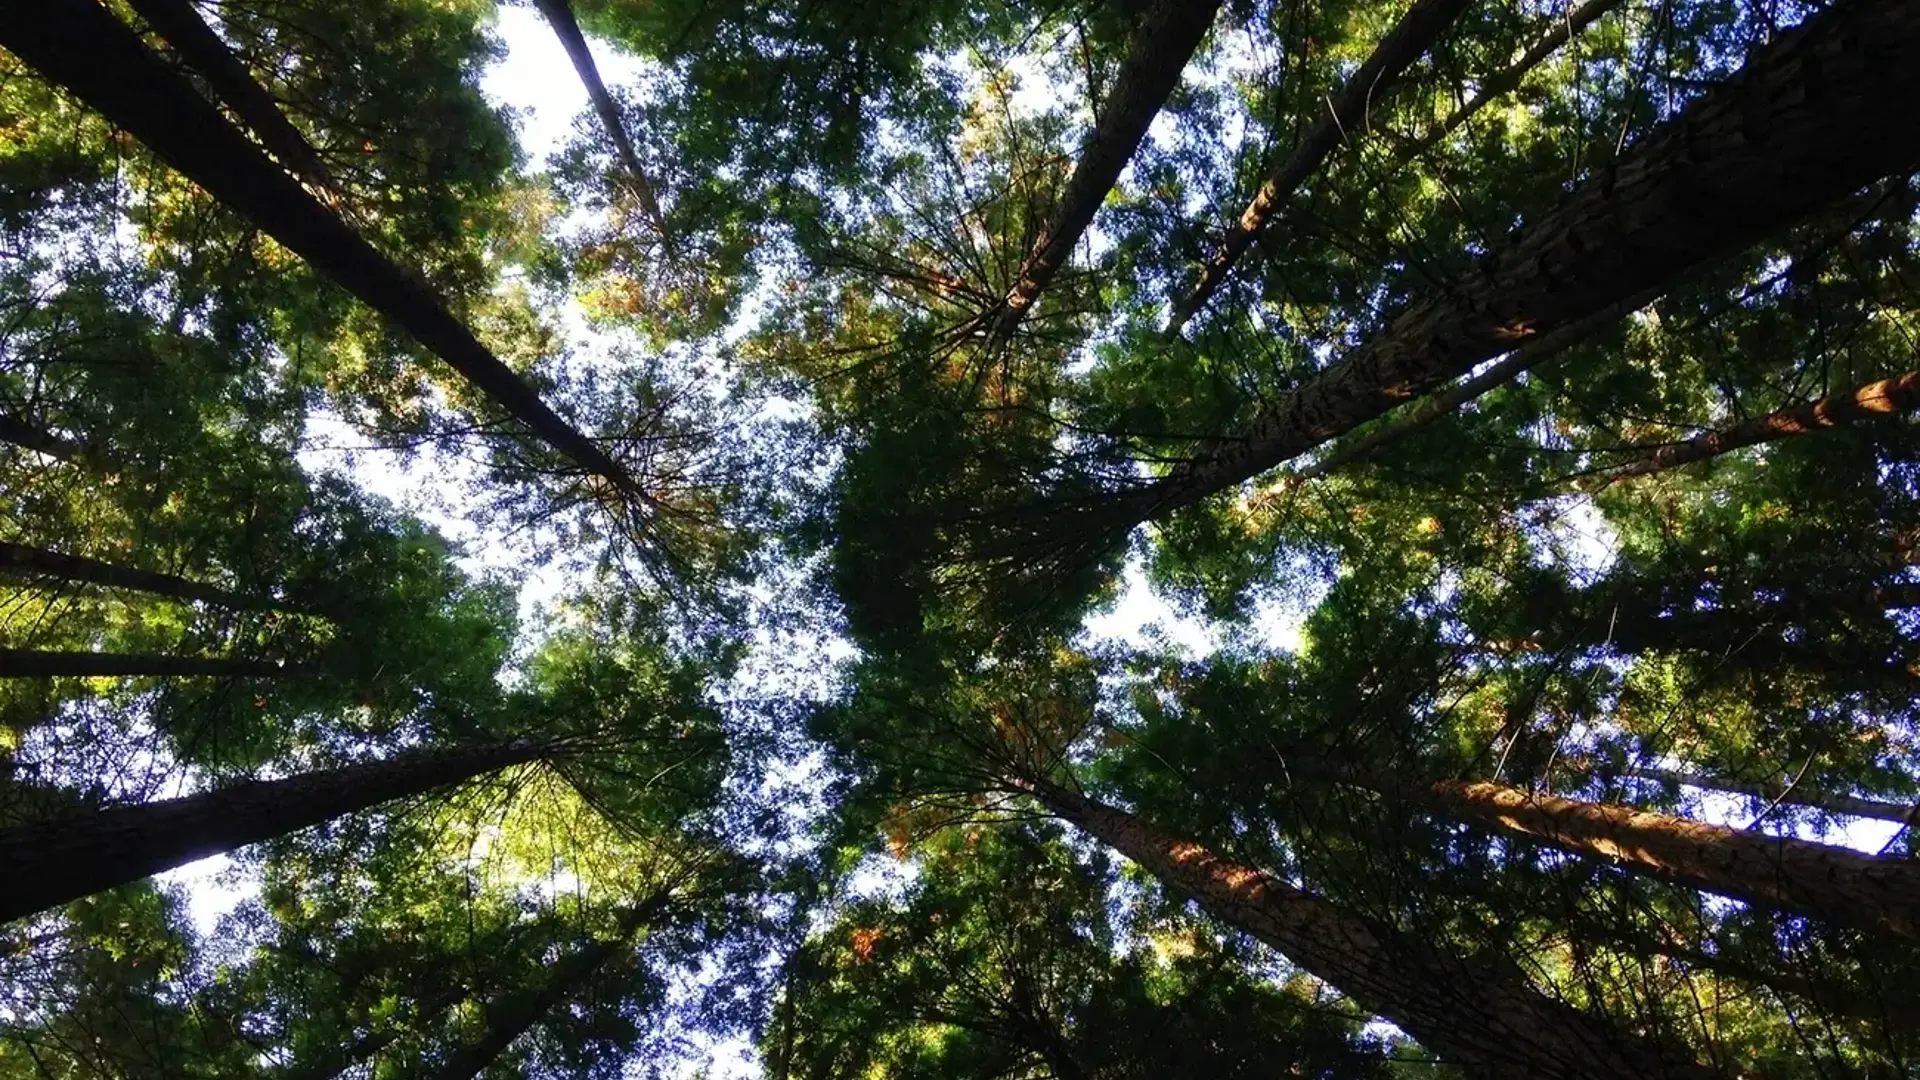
[
  {"xmin": 1164, "ymin": 0, "xmax": 1472, "ymax": 333},
  {"xmin": 1616, "ymin": 763, "xmax": 1920, "ymax": 828},
  {"xmin": 983, "ymin": 0, "xmax": 1222, "ymax": 345},
  {"xmin": 123, "ymin": 0, "xmax": 333, "ymax": 191},
  {"xmin": 1126, "ymin": 0, "xmax": 1920, "ymax": 522},
  {"xmin": 0, "ymin": 411, "xmax": 80, "ymax": 461},
  {"xmin": 0, "ymin": 648, "xmax": 297, "ymax": 679},
  {"xmin": 1363, "ymin": 773, "xmax": 1920, "ymax": 941},
  {"xmin": 0, "ymin": 740, "xmax": 546, "ymax": 923},
  {"xmin": 529, "ymin": 0, "xmax": 672, "ymax": 251},
  {"xmin": 0, "ymin": 541, "xmax": 307, "ymax": 614},
  {"xmin": 425, "ymin": 895, "xmax": 667, "ymax": 1080},
  {"xmin": 0, "ymin": 0, "xmax": 644, "ymax": 503},
  {"xmin": 1026, "ymin": 780, "xmax": 1721, "ymax": 1080}
]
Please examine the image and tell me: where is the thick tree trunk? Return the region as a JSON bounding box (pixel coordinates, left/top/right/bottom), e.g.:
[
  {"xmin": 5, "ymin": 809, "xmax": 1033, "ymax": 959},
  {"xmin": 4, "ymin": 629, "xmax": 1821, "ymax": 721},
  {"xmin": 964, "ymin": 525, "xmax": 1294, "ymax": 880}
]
[
  {"xmin": 1027, "ymin": 781, "xmax": 1720, "ymax": 1080},
  {"xmin": 0, "ymin": 411, "xmax": 80, "ymax": 461},
  {"xmin": 1601, "ymin": 370, "xmax": 1920, "ymax": 482},
  {"xmin": 984, "ymin": 0, "xmax": 1222, "ymax": 345},
  {"xmin": 529, "ymin": 0, "xmax": 672, "ymax": 251},
  {"xmin": 0, "ymin": 740, "xmax": 545, "ymax": 924},
  {"xmin": 1164, "ymin": 0, "xmax": 1472, "ymax": 334},
  {"xmin": 123, "ymin": 0, "xmax": 333, "ymax": 191},
  {"xmin": 0, "ymin": 541, "xmax": 305, "ymax": 614},
  {"xmin": 1127, "ymin": 0, "xmax": 1920, "ymax": 522},
  {"xmin": 0, "ymin": 0, "xmax": 643, "ymax": 503},
  {"xmin": 0, "ymin": 648, "xmax": 297, "ymax": 679},
  {"xmin": 1618, "ymin": 763, "xmax": 1920, "ymax": 828},
  {"xmin": 425, "ymin": 895, "xmax": 666, "ymax": 1080},
  {"xmin": 1367, "ymin": 774, "xmax": 1920, "ymax": 941}
]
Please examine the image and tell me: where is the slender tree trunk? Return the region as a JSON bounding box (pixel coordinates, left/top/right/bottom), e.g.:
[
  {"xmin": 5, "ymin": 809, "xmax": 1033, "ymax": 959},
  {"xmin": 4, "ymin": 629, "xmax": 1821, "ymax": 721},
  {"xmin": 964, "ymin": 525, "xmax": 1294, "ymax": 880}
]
[
  {"xmin": 1124, "ymin": 0, "xmax": 1920, "ymax": 523},
  {"xmin": 1599, "ymin": 370, "xmax": 1920, "ymax": 482},
  {"xmin": 0, "ymin": 541, "xmax": 305, "ymax": 614},
  {"xmin": 0, "ymin": 412, "xmax": 80, "ymax": 461},
  {"xmin": 984, "ymin": 0, "xmax": 1222, "ymax": 345},
  {"xmin": 0, "ymin": 740, "xmax": 545, "ymax": 924},
  {"xmin": 1164, "ymin": 0, "xmax": 1472, "ymax": 334},
  {"xmin": 0, "ymin": 0, "xmax": 644, "ymax": 503},
  {"xmin": 425, "ymin": 895, "xmax": 666, "ymax": 1080},
  {"xmin": 1363, "ymin": 773, "xmax": 1920, "ymax": 941},
  {"xmin": 528, "ymin": 0, "xmax": 672, "ymax": 252},
  {"xmin": 123, "ymin": 0, "xmax": 333, "ymax": 192},
  {"xmin": 1026, "ymin": 780, "xmax": 1721, "ymax": 1080},
  {"xmin": 1617, "ymin": 764, "xmax": 1920, "ymax": 828},
  {"xmin": 0, "ymin": 649, "xmax": 297, "ymax": 679}
]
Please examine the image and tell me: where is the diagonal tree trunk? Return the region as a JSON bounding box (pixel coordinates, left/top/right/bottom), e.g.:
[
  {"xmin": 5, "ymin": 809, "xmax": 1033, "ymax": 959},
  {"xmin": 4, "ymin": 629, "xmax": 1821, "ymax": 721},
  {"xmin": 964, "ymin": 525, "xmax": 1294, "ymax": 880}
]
[
  {"xmin": 0, "ymin": 0, "xmax": 645, "ymax": 504},
  {"xmin": 425, "ymin": 894, "xmax": 668, "ymax": 1080},
  {"xmin": 0, "ymin": 649, "xmax": 298, "ymax": 679},
  {"xmin": 1615, "ymin": 763, "xmax": 1920, "ymax": 828},
  {"xmin": 984, "ymin": 0, "xmax": 1222, "ymax": 346},
  {"xmin": 1025, "ymin": 780, "xmax": 1723, "ymax": 1080},
  {"xmin": 1164, "ymin": 0, "xmax": 1473, "ymax": 334},
  {"xmin": 1355, "ymin": 772, "xmax": 1920, "ymax": 941},
  {"xmin": 0, "ymin": 411, "xmax": 80, "ymax": 461},
  {"xmin": 528, "ymin": 0, "xmax": 673, "ymax": 252},
  {"xmin": 0, "ymin": 740, "xmax": 546, "ymax": 924},
  {"xmin": 1120, "ymin": 0, "xmax": 1920, "ymax": 524},
  {"xmin": 0, "ymin": 541, "xmax": 308, "ymax": 614},
  {"xmin": 1597, "ymin": 370, "xmax": 1920, "ymax": 483},
  {"xmin": 123, "ymin": 0, "xmax": 334, "ymax": 192}
]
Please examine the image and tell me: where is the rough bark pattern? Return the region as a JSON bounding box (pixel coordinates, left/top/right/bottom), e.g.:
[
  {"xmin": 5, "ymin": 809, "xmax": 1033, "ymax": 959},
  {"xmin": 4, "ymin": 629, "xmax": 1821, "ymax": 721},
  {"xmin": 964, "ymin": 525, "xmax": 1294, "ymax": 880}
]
[
  {"xmin": 425, "ymin": 896, "xmax": 665, "ymax": 1080},
  {"xmin": 986, "ymin": 0, "xmax": 1222, "ymax": 344},
  {"xmin": 0, "ymin": 411, "xmax": 79, "ymax": 460},
  {"xmin": 1165, "ymin": 0, "xmax": 1472, "ymax": 334},
  {"xmin": 1387, "ymin": 776, "xmax": 1920, "ymax": 941},
  {"xmin": 1030, "ymin": 781, "xmax": 1721, "ymax": 1080},
  {"xmin": 0, "ymin": 648, "xmax": 295, "ymax": 679},
  {"xmin": 124, "ymin": 0, "xmax": 333, "ymax": 191},
  {"xmin": 529, "ymin": 0, "xmax": 672, "ymax": 250},
  {"xmin": 0, "ymin": 541, "xmax": 304, "ymax": 613},
  {"xmin": 1128, "ymin": 0, "xmax": 1920, "ymax": 522},
  {"xmin": 0, "ymin": 741, "xmax": 544, "ymax": 923},
  {"xmin": 0, "ymin": 0, "xmax": 643, "ymax": 501},
  {"xmin": 1619, "ymin": 764, "xmax": 1920, "ymax": 827},
  {"xmin": 1605, "ymin": 370, "xmax": 1920, "ymax": 480}
]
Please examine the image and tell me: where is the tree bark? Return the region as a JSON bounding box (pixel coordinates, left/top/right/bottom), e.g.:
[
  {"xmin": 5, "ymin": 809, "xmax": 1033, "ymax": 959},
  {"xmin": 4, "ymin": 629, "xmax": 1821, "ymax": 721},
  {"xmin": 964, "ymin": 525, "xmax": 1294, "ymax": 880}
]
[
  {"xmin": 1365, "ymin": 774, "xmax": 1920, "ymax": 941},
  {"xmin": 0, "ymin": 740, "xmax": 545, "ymax": 924},
  {"xmin": 0, "ymin": 411, "xmax": 80, "ymax": 461},
  {"xmin": 425, "ymin": 895, "xmax": 666, "ymax": 1080},
  {"xmin": 984, "ymin": 0, "xmax": 1222, "ymax": 345},
  {"xmin": 528, "ymin": 0, "xmax": 672, "ymax": 251},
  {"xmin": 0, "ymin": 541, "xmax": 306, "ymax": 614},
  {"xmin": 1599, "ymin": 370, "xmax": 1920, "ymax": 482},
  {"xmin": 1617, "ymin": 763, "xmax": 1920, "ymax": 828},
  {"xmin": 1164, "ymin": 0, "xmax": 1472, "ymax": 334},
  {"xmin": 123, "ymin": 0, "xmax": 333, "ymax": 192},
  {"xmin": 0, "ymin": 0, "xmax": 644, "ymax": 503},
  {"xmin": 0, "ymin": 648, "xmax": 297, "ymax": 679},
  {"xmin": 1027, "ymin": 781, "xmax": 1721, "ymax": 1080},
  {"xmin": 1124, "ymin": 0, "xmax": 1920, "ymax": 523}
]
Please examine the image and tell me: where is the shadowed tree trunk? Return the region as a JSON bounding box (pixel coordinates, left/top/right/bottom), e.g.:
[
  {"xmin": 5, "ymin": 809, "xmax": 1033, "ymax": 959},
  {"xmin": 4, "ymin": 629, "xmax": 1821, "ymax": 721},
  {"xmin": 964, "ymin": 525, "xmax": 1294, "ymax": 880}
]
[
  {"xmin": 1164, "ymin": 0, "xmax": 1472, "ymax": 334},
  {"xmin": 528, "ymin": 0, "xmax": 672, "ymax": 251},
  {"xmin": 123, "ymin": 0, "xmax": 334, "ymax": 191},
  {"xmin": 984, "ymin": 0, "xmax": 1222, "ymax": 345},
  {"xmin": 0, "ymin": 411, "xmax": 80, "ymax": 461},
  {"xmin": 0, "ymin": 649, "xmax": 298, "ymax": 679},
  {"xmin": 0, "ymin": 740, "xmax": 547, "ymax": 923},
  {"xmin": 0, "ymin": 541, "xmax": 307, "ymax": 614},
  {"xmin": 0, "ymin": 0, "xmax": 646, "ymax": 503},
  {"xmin": 1120, "ymin": 0, "xmax": 1920, "ymax": 523},
  {"xmin": 1025, "ymin": 780, "xmax": 1723, "ymax": 1080}
]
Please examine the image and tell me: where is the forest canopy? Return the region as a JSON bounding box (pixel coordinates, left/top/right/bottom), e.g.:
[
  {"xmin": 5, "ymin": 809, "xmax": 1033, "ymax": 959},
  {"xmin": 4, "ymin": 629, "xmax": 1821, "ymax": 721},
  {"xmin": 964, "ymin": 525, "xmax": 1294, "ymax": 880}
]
[{"xmin": 3, "ymin": 0, "xmax": 1920, "ymax": 1076}]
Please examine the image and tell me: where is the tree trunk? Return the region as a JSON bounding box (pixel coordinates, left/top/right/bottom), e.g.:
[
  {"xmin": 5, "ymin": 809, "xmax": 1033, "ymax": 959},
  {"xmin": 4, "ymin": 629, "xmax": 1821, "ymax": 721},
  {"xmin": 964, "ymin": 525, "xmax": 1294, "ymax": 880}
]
[
  {"xmin": 0, "ymin": 541, "xmax": 306, "ymax": 614},
  {"xmin": 528, "ymin": 0, "xmax": 672, "ymax": 252},
  {"xmin": 1617, "ymin": 763, "xmax": 1920, "ymax": 828},
  {"xmin": 1599, "ymin": 370, "xmax": 1920, "ymax": 482},
  {"xmin": 1366, "ymin": 774, "xmax": 1920, "ymax": 941},
  {"xmin": 984, "ymin": 0, "xmax": 1222, "ymax": 345},
  {"xmin": 0, "ymin": 648, "xmax": 297, "ymax": 679},
  {"xmin": 1026, "ymin": 780, "xmax": 1720, "ymax": 1080},
  {"xmin": 425, "ymin": 895, "xmax": 666, "ymax": 1080},
  {"xmin": 1126, "ymin": 0, "xmax": 1920, "ymax": 522},
  {"xmin": 123, "ymin": 0, "xmax": 333, "ymax": 192},
  {"xmin": 1164, "ymin": 0, "xmax": 1472, "ymax": 334},
  {"xmin": 0, "ymin": 740, "xmax": 545, "ymax": 924},
  {"xmin": 0, "ymin": 0, "xmax": 644, "ymax": 503},
  {"xmin": 0, "ymin": 411, "xmax": 80, "ymax": 461}
]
